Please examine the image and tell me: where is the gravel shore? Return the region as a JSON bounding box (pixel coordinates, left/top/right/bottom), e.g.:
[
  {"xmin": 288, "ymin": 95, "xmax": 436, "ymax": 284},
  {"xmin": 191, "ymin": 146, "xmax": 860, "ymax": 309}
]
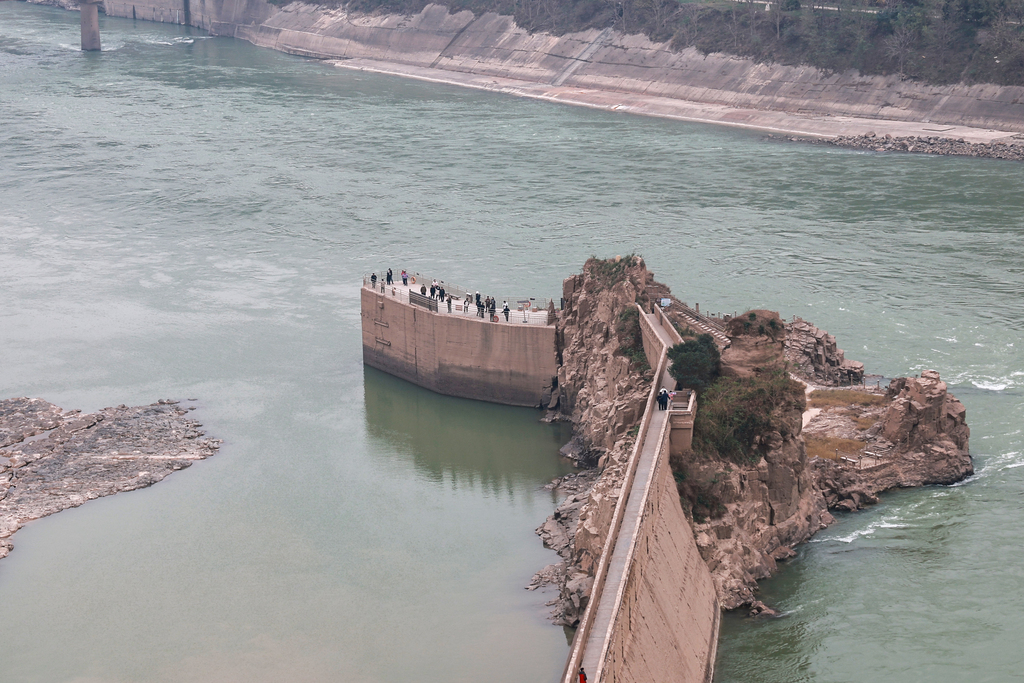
[{"xmin": 770, "ymin": 131, "xmax": 1024, "ymax": 160}]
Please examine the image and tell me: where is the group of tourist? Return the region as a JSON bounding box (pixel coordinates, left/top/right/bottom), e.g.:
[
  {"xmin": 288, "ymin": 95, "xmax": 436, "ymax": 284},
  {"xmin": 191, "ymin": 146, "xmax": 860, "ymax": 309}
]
[
  {"xmin": 367, "ymin": 269, "xmax": 513, "ymax": 322},
  {"xmin": 467, "ymin": 293, "xmax": 511, "ymax": 322},
  {"xmin": 656, "ymin": 388, "xmax": 676, "ymax": 410}
]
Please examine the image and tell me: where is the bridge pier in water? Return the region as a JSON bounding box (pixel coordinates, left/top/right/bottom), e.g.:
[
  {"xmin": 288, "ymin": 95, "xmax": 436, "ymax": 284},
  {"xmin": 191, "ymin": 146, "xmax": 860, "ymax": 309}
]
[{"xmin": 80, "ymin": 0, "xmax": 102, "ymax": 51}]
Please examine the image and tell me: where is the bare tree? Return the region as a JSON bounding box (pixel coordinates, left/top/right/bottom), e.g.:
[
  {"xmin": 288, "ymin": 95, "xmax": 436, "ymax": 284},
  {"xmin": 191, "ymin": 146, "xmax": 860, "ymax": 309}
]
[
  {"xmin": 674, "ymin": 3, "xmax": 702, "ymax": 47},
  {"xmin": 729, "ymin": 4, "xmax": 742, "ymax": 50},
  {"xmin": 885, "ymin": 24, "xmax": 915, "ymax": 79},
  {"xmin": 769, "ymin": 0, "xmax": 784, "ymax": 40}
]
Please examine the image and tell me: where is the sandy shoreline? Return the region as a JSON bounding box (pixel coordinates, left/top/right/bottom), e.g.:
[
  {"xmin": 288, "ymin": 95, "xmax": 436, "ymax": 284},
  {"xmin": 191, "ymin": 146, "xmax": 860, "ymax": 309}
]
[{"xmin": 329, "ymin": 57, "xmax": 1022, "ymax": 147}]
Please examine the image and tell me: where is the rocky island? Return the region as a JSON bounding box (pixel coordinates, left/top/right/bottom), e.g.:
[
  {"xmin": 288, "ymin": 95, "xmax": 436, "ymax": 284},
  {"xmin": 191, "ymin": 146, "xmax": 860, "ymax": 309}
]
[
  {"xmin": 0, "ymin": 397, "xmax": 221, "ymax": 561},
  {"xmin": 533, "ymin": 258, "xmax": 971, "ymax": 623}
]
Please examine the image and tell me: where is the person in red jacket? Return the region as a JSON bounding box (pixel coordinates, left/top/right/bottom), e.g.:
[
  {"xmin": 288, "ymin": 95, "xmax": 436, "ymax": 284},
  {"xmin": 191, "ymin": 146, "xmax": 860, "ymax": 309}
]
[{"xmin": 578, "ymin": 667, "xmax": 588, "ymax": 683}]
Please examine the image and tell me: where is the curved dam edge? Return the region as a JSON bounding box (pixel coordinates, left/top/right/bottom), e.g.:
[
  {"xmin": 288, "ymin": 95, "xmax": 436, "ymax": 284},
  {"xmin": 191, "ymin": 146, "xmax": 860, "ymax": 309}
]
[{"xmin": 92, "ymin": 0, "xmax": 1024, "ymax": 142}]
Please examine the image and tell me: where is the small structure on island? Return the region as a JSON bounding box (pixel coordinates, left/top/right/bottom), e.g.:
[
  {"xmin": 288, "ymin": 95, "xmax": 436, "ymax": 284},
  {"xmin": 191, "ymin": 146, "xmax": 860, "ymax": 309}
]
[{"xmin": 80, "ymin": 0, "xmax": 102, "ymax": 51}]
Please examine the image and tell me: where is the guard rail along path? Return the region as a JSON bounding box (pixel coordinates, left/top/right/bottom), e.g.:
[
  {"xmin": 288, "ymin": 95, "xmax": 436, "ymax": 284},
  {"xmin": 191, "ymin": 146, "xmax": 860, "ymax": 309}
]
[{"xmin": 562, "ymin": 305, "xmax": 720, "ymax": 683}]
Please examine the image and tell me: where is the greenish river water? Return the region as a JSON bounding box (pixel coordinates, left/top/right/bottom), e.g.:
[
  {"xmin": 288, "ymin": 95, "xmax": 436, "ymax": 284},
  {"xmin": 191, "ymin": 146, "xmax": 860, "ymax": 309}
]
[{"xmin": 1, "ymin": 4, "xmax": 1022, "ymax": 681}]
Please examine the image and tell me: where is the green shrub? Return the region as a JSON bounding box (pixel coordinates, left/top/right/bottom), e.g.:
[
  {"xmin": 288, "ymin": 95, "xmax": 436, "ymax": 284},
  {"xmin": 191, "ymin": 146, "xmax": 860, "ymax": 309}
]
[
  {"xmin": 692, "ymin": 370, "xmax": 806, "ymax": 464},
  {"xmin": 668, "ymin": 334, "xmax": 720, "ymax": 394}
]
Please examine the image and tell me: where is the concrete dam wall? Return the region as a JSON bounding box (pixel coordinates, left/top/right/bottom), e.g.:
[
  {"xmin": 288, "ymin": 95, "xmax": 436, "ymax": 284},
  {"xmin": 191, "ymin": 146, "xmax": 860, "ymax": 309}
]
[
  {"xmin": 360, "ymin": 287, "xmax": 557, "ymax": 407},
  {"xmin": 100, "ymin": 0, "xmax": 1024, "ymax": 133}
]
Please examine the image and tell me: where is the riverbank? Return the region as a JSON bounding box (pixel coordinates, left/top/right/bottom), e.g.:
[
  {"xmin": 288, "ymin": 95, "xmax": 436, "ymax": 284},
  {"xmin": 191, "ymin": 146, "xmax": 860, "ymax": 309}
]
[
  {"xmin": 62, "ymin": 0, "xmax": 1022, "ymax": 147},
  {"xmin": 329, "ymin": 57, "xmax": 1023, "ymax": 146}
]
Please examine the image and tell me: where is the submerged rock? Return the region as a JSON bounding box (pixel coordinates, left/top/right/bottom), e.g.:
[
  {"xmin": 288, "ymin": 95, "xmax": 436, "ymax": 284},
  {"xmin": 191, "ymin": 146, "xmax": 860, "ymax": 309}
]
[{"xmin": 0, "ymin": 397, "xmax": 221, "ymax": 560}]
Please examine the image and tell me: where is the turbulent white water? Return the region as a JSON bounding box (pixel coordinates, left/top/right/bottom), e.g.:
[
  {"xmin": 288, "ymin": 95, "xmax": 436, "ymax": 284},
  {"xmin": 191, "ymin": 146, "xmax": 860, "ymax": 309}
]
[{"xmin": 2, "ymin": 4, "xmax": 1023, "ymax": 682}]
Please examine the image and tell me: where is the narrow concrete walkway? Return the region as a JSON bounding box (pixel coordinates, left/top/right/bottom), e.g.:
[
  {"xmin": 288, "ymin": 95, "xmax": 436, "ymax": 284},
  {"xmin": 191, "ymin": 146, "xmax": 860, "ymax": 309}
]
[{"xmin": 579, "ymin": 312, "xmax": 676, "ymax": 678}]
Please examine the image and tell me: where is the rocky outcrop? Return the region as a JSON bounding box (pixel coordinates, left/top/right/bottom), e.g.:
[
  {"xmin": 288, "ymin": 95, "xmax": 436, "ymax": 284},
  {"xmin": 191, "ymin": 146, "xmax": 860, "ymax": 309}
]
[
  {"xmin": 534, "ymin": 257, "xmax": 654, "ymax": 625},
  {"xmin": 721, "ymin": 309, "xmax": 786, "ymax": 379},
  {"xmin": 676, "ymin": 319, "xmax": 966, "ymax": 611},
  {"xmin": 686, "ymin": 402, "xmax": 829, "ymax": 609},
  {"xmin": 817, "ymin": 133, "xmax": 1024, "ymax": 160},
  {"xmin": 816, "ymin": 371, "xmax": 972, "ymax": 511},
  {"xmin": 674, "ymin": 311, "xmax": 831, "ymax": 609},
  {"xmin": 0, "ymin": 397, "xmax": 220, "ymax": 561},
  {"xmin": 535, "ymin": 267, "xmax": 972, "ymax": 619},
  {"xmin": 785, "ymin": 317, "xmax": 865, "ymax": 386}
]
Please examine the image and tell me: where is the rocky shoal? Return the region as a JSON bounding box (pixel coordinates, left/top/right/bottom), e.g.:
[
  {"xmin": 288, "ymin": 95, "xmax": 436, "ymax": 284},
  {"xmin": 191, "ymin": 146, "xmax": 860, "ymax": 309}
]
[
  {"xmin": 0, "ymin": 397, "xmax": 221, "ymax": 560},
  {"xmin": 776, "ymin": 132, "xmax": 1024, "ymax": 160}
]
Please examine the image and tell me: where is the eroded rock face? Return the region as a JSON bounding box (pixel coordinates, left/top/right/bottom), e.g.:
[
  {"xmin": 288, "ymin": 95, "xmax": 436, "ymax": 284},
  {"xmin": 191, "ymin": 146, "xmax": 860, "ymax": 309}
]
[
  {"xmin": 534, "ymin": 258, "xmax": 653, "ymax": 625},
  {"xmin": 682, "ymin": 386, "xmax": 830, "ymax": 609},
  {"xmin": 0, "ymin": 397, "xmax": 221, "ymax": 560},
  {"xmin": 785, "ymin": 317, "xmax": 865, "ymax": 385}
]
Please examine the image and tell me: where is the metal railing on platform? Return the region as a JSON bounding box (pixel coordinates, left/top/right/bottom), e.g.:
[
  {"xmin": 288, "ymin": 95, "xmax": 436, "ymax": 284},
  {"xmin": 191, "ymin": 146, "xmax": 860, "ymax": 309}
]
[{"xmin": 362, "ymin": 274, "xmax": 555, "ymax": 326}]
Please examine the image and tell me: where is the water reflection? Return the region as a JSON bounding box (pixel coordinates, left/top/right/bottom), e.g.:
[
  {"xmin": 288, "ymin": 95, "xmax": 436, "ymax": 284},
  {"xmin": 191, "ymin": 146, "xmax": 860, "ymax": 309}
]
[{"xmin": 363, "ymin": 366, "xmax": 575, "ymax": 496}]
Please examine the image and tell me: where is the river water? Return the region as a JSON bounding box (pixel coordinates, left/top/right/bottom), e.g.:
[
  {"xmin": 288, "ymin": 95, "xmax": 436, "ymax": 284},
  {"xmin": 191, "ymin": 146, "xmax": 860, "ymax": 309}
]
[{"xmin": 1, "ymin": 4, "xmax": 1022, "ymax": 682}]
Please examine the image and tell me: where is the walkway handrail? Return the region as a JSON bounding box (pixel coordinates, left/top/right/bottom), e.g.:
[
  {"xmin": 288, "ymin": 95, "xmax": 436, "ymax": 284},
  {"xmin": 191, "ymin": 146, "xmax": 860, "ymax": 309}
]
[{"xmin": 560, "ymin": 304, "xmax": 670, "ymax": 683}]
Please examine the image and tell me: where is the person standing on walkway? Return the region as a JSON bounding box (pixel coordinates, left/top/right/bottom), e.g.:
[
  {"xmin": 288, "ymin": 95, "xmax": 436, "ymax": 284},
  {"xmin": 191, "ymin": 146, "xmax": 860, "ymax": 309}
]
[
  {"xmin": 386, "ymin": 268, "xmax": 393, "ymax": 285},
  {"xmin": 658, "ymin": 388, "xmax": 669, "ymax": 410},
  {"xmin": 401, "ymin": 270, "xmax": 408, "ymax": 286},
  {"xmin": 370, "ymin": 273, "xmax": 377, "ymax": 289},
  {"xmin": 447, "ymin": 295, "xmax": 452, "ymax": 313},
  {"xmin": 502, "ymin": 301, "xmax": 510, "ymax": 322},
  {"xmin": 439, "ymin": 285, "xmax": 446, "ymax": 302},
  {"xmin": 489, "ymin": 298, "xmax": 497, "ymax": 321},
  {"xmin": 578, "ymin": 667, "xmax": 588, "ymax": 683},
  {"xmin": 429, "ymin": 283, "xmax": 436, "ymax": 300}
]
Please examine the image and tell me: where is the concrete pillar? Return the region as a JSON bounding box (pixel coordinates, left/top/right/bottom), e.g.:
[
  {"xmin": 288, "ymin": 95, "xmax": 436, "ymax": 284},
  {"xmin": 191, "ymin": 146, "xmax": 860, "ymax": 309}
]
[{"xmin": 80, "ymin": 0, "xmax": 101, "ymax": 51}]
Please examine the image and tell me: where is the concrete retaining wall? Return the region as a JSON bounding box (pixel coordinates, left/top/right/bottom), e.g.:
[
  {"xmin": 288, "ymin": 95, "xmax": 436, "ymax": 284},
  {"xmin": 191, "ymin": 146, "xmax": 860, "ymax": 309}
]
[
  {"xmin": 600, "ymin": 431, "xmax": 719, "ymax": 683},
  {"xmin": 100, "ymin": 0, "xmax": 1024, "ymax": 133},
  {"xmin": 360, "ymin": 287, "xmax": 556, "ymax": 407}
]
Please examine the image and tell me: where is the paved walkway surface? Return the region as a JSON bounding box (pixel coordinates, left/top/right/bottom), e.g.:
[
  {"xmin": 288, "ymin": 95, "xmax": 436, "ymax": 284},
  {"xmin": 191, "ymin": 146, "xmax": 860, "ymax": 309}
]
[
  {"xmin": 580, "ymin": 312, "xmax": 677, "ymax": 677},
  {"xmin": 332, "ymin": 58, "xmax": 1019, "ymax": 144}
]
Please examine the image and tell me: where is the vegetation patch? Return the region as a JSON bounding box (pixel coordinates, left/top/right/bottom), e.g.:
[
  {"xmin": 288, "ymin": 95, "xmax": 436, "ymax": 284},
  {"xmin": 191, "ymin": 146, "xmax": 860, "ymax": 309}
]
[
  {"xmin": 692, "ymin": 369, "xmax": 806, "ymax": 464},
  {"xmin": 333, "ymin": 0, "xmax": 1024, "ymax": 87},
  {"xmin": 585, "ymin": 254, "xmax": 640, "ymax": 293},
  {"xmin": 808, "ymin": 390, "xmax": 888, "ymax": 409},
  {"xmin": 667, "ymin": 333, "xmax": 721, "ymax": 394},
  {"xmin": 805, "ymin": 435, "xmax": 866, "ymax": 460},
  {"xmin": 616, "ymin": 307, "xmax": 650, "ymax": 371},
  {"xmin": 672, "ymin": 320, "xmax": 697, "ymax": 338},
  {"xmin": 669, "ymin": 452, "xmax": 726, "ymax": 523}
]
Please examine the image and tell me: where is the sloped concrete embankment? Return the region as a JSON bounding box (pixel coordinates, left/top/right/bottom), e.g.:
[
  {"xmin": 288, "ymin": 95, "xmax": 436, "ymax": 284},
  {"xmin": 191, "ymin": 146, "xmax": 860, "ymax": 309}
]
[{"xmin": 99, "ymin": 0, "xmax": 1024, "ymax": 134}]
